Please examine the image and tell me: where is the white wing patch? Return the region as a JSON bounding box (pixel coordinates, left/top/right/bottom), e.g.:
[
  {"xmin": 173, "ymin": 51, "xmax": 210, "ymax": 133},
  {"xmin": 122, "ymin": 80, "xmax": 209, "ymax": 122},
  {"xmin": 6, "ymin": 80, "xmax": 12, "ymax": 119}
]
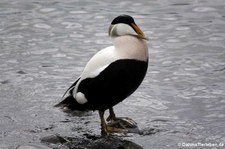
[
  {"xmin": 72, "ymin": 46, "xmax": 118, "ymax": 104},
  {"xmin": 81, "ymin": 46, "xmax": 117, "ymax": 79}
]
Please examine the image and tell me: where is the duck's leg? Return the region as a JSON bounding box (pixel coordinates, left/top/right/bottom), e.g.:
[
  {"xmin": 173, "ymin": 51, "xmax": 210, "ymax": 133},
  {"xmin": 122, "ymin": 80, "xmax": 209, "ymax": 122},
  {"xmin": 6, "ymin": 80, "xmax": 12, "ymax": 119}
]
[
  {"xmin": 106, "ymin": 108, "xmax": 137, "ymax": 128},
  {"xmin": 98, "ymin": 110, "xmax": 127, "ymax": 135}
]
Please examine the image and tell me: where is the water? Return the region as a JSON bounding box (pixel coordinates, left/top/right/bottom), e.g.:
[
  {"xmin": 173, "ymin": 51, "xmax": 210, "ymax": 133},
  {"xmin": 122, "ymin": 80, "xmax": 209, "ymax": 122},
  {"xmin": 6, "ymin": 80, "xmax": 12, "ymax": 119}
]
[{"xmin": 0, "ymin": 0, "xmax": 225, "ymax": 148}]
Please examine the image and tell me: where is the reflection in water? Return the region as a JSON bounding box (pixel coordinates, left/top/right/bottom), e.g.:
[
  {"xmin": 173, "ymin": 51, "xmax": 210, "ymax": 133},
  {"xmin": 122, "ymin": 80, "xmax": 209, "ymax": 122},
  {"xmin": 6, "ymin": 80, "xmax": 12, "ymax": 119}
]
[{"xmin": 0, "ymin": 0, "xmax": 225, "ymax": 148}]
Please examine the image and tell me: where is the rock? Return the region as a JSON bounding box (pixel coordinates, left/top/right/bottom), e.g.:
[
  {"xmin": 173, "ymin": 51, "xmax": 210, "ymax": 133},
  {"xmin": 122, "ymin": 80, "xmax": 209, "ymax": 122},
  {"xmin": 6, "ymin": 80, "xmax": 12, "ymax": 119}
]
[{"xmin": 41, "ymin": 134, "xmax": 143, "ymax": 149}]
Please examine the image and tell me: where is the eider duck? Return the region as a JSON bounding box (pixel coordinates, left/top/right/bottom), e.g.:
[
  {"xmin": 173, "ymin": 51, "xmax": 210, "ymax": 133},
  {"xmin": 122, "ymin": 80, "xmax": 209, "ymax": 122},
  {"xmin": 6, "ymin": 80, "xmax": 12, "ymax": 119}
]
[{"xmin": 56, "ymin": 15, "xmax": 149, "ymax": 134}]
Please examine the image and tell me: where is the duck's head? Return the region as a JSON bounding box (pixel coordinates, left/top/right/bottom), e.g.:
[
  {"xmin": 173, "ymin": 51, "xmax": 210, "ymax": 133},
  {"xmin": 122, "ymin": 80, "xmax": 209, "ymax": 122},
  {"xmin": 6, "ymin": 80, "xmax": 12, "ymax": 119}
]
[{"xmin": 108, "ymin": 15, "xmax": 148, "ymax": 40}]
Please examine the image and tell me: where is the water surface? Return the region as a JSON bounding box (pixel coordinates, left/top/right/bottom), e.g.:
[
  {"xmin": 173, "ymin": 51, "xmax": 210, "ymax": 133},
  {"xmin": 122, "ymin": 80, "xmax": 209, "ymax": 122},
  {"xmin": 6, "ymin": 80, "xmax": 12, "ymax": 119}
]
[{"xmin": 0, "ymin": 0, "xmax": 225, "ymax": 148}]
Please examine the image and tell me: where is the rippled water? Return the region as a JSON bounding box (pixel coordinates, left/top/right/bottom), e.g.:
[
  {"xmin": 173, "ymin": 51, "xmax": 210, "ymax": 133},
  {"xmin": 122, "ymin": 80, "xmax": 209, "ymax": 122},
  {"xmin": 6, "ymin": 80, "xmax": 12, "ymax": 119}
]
[{"xmin": 1, "ymin": 0, "xmax": 225, "ymax": 148}]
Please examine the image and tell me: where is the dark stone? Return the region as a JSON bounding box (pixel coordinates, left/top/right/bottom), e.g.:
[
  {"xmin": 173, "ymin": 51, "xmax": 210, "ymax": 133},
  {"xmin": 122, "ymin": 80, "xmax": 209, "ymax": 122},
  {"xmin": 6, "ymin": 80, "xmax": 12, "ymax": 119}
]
[{"xmin": 41, "ymin": 134, "xmax": 143, "ymax": 149}]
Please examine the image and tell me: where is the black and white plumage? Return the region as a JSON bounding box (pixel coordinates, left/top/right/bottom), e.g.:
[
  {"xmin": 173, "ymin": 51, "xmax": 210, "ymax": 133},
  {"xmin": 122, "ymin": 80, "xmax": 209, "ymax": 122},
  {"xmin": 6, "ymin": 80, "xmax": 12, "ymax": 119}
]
[{"xmin": 56, "ymin": 15, "xmax": 148, "ymax": 134}]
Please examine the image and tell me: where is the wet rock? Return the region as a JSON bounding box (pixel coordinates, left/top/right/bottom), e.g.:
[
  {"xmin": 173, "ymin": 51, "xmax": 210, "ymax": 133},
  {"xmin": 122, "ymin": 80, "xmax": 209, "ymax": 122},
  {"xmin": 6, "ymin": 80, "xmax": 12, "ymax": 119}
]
[
  {"xmin": 41, "ymin": 134, "xmax": 69, "ymax": 144},
  {"xmin": 41, "ymin": 134, "xmax": 143, "ymax": 149}
]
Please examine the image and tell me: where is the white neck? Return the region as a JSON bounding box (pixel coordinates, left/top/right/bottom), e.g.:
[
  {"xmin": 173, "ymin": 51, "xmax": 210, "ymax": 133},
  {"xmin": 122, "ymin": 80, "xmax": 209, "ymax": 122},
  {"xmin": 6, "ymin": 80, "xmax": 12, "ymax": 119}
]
[{"xmin": 112, "ymin": 35, "xmax": 148, "ymax": 61}]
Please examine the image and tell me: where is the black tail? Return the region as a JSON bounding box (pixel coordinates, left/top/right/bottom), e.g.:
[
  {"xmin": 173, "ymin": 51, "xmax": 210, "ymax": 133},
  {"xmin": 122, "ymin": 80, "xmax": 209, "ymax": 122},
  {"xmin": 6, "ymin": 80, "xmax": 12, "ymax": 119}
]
[{"xmin": 55, "ymin": 95, "xmax": 88, "ymax": 111}]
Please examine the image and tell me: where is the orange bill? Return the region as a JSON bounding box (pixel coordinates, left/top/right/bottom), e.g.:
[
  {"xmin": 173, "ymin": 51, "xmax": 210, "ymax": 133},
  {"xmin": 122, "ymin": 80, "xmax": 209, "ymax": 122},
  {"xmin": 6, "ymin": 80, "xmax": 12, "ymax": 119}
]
[{"xmin": 131, "ymin": 23, "xmax": 149, "ymax": 40}]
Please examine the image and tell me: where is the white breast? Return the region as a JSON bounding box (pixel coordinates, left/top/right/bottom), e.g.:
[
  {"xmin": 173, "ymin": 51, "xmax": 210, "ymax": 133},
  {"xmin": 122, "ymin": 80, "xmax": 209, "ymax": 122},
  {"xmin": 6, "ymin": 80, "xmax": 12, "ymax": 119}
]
[{"xmin": 112, "ymin": 35, "xmax": 148, "ymax": 61}]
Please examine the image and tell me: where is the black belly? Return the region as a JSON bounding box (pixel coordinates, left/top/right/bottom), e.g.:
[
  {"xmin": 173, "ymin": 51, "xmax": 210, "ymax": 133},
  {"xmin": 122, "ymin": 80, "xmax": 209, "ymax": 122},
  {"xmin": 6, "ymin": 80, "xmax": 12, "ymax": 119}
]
[{"xmin": 78, "ymin": 59, "xmax": 148, "ymax": 111}]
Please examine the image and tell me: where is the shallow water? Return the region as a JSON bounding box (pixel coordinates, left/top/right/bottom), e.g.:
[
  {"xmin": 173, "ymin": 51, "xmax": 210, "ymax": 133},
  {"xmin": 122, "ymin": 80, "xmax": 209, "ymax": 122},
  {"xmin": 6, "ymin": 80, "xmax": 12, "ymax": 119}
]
[{"xmin": 0, "ymin": 0, "xmax": 225, "ymax": 148}]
